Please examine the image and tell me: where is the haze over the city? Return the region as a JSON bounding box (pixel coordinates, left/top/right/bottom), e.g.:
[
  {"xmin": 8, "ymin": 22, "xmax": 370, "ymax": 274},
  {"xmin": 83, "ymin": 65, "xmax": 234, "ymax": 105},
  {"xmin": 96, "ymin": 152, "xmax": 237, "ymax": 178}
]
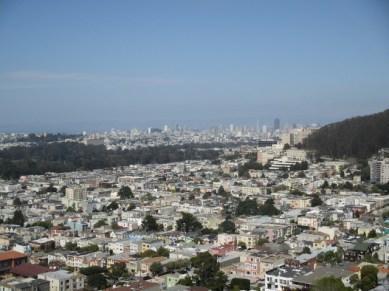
[{"xmin": 1, "ymin": 0, "xmax": 389, "ymax": 132}]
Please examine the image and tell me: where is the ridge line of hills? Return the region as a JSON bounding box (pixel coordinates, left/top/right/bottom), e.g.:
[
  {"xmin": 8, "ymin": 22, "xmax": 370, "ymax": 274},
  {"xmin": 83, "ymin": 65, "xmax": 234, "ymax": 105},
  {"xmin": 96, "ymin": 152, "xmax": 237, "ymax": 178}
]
[{"xmin": 303, "ymin": 109, "xmax": 389, "ymax": 159}]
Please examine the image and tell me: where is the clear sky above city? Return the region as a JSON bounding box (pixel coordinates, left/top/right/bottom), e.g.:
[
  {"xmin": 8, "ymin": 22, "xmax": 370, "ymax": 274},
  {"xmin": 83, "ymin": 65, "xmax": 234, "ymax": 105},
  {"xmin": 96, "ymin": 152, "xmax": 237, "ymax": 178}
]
[{"xmin": 0, "ymin": 0, "xmax": 389, "ymax": 132}]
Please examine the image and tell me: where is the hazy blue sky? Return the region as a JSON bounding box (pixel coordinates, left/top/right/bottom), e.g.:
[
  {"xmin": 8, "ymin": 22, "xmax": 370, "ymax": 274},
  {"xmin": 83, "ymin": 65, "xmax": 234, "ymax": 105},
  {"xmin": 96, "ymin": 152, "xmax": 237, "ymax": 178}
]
[{"xmin": 0, "ymin": 0, "xmax": 389, "ymax": 132}]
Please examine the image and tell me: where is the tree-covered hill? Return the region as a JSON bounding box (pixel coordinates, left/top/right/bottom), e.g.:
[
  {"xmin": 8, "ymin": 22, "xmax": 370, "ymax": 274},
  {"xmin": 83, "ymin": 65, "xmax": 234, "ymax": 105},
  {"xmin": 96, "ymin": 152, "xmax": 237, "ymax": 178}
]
[{"xmin": 303, "ymin": 109, "xmax": 389, "ymax": 159}]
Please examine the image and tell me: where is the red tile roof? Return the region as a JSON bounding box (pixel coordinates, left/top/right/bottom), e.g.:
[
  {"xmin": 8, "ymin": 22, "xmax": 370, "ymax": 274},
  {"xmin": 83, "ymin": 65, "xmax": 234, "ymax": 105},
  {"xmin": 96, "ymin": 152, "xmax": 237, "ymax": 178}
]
[
  {"xmin": 0, "ymin": 250, "xmax": 27, "ymax": 261},
  {"xmin": 11, "ymin": 263, "xmax": 51, "ymax": 277}
]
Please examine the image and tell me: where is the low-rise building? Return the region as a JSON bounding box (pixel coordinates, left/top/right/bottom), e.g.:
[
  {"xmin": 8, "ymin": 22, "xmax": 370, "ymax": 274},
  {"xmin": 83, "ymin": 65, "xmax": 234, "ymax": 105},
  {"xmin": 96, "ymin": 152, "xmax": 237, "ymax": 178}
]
[{"xmin": 38, "ymin": 270, "xmax": 85, "ymax": 291}]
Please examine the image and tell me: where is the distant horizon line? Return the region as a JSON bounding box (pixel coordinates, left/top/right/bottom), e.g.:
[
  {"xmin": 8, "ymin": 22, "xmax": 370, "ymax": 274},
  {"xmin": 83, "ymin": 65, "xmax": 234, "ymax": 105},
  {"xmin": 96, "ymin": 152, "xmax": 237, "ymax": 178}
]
[{"xmin": 1, "ymin": 107, "xmax": 388, "ymax": 134}]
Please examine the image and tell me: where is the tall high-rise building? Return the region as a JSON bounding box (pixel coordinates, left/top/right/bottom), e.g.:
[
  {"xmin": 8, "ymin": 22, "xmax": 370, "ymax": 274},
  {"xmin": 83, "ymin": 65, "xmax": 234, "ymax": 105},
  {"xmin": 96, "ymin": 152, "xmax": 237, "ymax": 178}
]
[
  {"xmin": 274, "ymin": 118, "xmax": 280, "ymax": 131},
  {"xmin": 262, "ymin": 125, "xmax": 267, "ymax": 134}
]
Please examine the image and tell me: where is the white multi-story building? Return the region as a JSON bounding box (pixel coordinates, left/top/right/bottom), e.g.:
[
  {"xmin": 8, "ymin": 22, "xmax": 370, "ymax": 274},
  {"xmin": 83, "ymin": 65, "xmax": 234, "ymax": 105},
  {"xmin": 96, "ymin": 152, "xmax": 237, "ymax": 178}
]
[
  {"xmin": 285, "ymin": 149, "xmax": 308, "ymax": 161},
  {"xmin": 369, "ymin": 149, "xmax": 389, "ymax": 184},
  {"xmin": 265, "ymin": 266, "xmax": 308, "ymax": 291},
  {"xmin": 38, "ymin": 270, "xmax": 85, "ymax": 291}
]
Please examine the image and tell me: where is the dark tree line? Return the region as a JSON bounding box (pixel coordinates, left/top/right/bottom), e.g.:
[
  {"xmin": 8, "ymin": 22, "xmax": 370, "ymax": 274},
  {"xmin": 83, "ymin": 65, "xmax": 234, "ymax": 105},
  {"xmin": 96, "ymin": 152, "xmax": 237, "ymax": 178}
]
[
  {"xmin": 236, "ymin": 198, "xmax": 281, "ymax": 216},
  {"xmin": 0, "ymin": 142, "xmax": 220, "ymax": 179},
  {"xmin": 303, "ymin": 109, "xmax": 389, "ymax": 159},
  {"xmin": 16, "ymin": 133, "xmax": 82, "ymax": 143}
]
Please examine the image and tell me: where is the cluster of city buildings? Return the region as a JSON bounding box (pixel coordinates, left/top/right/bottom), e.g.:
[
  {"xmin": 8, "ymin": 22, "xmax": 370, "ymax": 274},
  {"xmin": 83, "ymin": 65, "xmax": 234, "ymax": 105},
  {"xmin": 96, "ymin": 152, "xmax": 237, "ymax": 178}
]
[
  {"xmin": 0, "ymin": 121, "xmax": 318, "ymax": 152},
  {"xmin": 0, "ymin": 132, "xmax": 388, "ymax": 290}
]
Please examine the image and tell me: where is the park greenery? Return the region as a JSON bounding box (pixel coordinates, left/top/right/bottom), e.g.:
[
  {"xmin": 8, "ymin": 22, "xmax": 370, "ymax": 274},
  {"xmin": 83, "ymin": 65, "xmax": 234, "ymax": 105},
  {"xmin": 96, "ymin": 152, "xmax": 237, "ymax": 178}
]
[{"xmin": 0, "ymin": 142, "xmax": 221, "ymax": 179}]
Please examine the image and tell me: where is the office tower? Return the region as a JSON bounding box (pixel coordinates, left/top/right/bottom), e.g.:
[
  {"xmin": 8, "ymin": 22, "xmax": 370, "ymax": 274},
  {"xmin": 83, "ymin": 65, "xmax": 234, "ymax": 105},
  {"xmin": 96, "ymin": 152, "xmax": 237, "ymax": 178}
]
[
  {"xmin": 274, "ymin": 118, "xmax": 280, "ymax": 131},
  {"xmin": 262, "ymin": 125, "xmax": 267, "ymax": 134}
]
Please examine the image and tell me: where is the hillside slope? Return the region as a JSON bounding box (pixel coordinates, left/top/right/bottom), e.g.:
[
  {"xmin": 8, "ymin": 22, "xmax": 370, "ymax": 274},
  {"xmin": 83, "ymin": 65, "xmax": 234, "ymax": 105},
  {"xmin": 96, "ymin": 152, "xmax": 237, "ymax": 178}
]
[{"xmin": 303, "ymin": 109, "xmax": 389, "ymax": 159}]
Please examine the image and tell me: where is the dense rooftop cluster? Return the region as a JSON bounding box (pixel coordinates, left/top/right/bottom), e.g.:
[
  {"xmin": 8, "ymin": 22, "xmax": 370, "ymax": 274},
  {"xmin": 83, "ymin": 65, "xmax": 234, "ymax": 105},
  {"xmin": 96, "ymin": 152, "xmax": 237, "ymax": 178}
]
[{"xmin": 0, "ymin": 130, "xmax": 388, "ymax": 291}]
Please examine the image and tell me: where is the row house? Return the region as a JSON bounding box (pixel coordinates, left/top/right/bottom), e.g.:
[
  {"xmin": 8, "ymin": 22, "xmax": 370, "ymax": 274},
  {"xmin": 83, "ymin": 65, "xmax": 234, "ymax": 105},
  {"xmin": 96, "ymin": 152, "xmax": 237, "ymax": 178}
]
[
  {"xmin": 237, "ymin": 233, "xmax": 261, "ymax": 249},
  {"xmin": 297, "ymin": 215, "xmax": 321, "ymax": 230}
]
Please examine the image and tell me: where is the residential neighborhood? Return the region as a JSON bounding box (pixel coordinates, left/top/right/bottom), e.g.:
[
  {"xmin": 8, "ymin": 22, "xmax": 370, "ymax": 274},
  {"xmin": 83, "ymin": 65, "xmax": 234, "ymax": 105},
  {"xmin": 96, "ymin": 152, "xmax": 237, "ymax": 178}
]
[{"xmin": 0, "ymin": 129, "xmax": 388, "ymax": 290}]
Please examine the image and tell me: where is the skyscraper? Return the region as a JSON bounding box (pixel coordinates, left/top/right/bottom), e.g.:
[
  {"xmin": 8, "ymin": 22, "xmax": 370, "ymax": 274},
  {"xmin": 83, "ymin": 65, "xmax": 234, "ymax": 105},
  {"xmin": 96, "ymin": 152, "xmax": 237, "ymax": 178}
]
[{"xmin": 274, "ymin": 118, "xmax": 280, "ymax": 131}]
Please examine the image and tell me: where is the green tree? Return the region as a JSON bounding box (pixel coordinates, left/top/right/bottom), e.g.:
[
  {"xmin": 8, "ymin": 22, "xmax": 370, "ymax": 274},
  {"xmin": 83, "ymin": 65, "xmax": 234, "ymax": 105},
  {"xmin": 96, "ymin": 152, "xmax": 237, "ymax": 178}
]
[
  {"xmin": 165, "ymin": 259, "xmax": 190, "ymax": 272},
  {"xmin": 107, "ymin": 201, "xmax": 119, "ymax": 211},
  {"xmin": 238, "ymin": 241, "xmax": 247, "ymax": 250},
  {"xmin": 46, "ymin": 184, "xmax": 57, "ymax": 193},
  {"xmin": 13, "ymin": 197, "xmax": 22, "ymax": 206},
  {"xmin": 143, "ymin": 192, "xmax": 156, "ymax": 202},
  {"xmin": 217, "ymin": 186, "xmax": 229, "ymax": 197},
  {"xmin": 238, "ymin": 160, "xmax": 263, "ymax": 177},
  {"xmin": 7, "ymin": 210, "xmax": 25, "ymax": 226},
  {"xmin": 311, "ymin": 194, "xmax": 323, "ymax": 207},
  {"xmin": 141, "ymin": 247, "xmax": 170, "ymax": 258},
  {"xmin": 302, "ymin": 246, "xmax": 311, "ymax": 254},
  {"xmin": 156, "ymin": 246, "xmax": 170, "ymax": 257},
  {"xmin": 230, "ymin": 278, "xmax": 250, "ymax": 291},
  {"xmin": 313, "ymin": 276, "xmax": 351, "ymax": 291},
  {"xmin": 176, "ymin": 212, "xmax": 203, "ymax": 233},
  {"xmin": 178, "ymin": 276, "xmax": 193, "ymax": 286},
  {"xmin": 290, "ymin": 189, "xmax": 306, "ymax": 196},
  {"xmin": 66, "ymin": 206, "xmax": 76, "ymax": 212},
  {"xmin": 367, "ymin": 229, "xmax": 377, "ymax": 238},
  {"xmin": 218, "ymin": 219, "xmax": 236, "ymax": 234},
  {"xmin": 64, "ymin": 242, "xmax": 78, "ymax": 251},
  {"xmin": 141, "ymin": 249, "xmax": 157, "ymax": 258},
  {"xmin": 321, "ymin": 180, "xmax": 329, "ymax": 189},
  {"xmin": 236, "ymin": 198, "xmax": 259, "ymax": 216},
  {"xmin": 358, "ymin": 265, "xmax": 378, "ymax": 291},
  {"xmin": 59, "ymin": 186, "xmax": 67, "ymax": 194},
  {"xmin": 150, "ymin": 262, "xmax": 163, "ymax": 276},
  {"xmin": 127, "ymin": 203, "xmax": 136, "ymax": 211},
  {"xmin": 80, "ymin": 266, "xmax": 106, "ymax": 276},
  {"xmin": 316, "ymin": 250, "xmax": 342, "ymax": 265},
  {"xmin": 191, "ymin": 252, "xmax": 227, "ymax": 291},
  {"xmin": 258, "ymin": 199, "xmax": 281, "ymax": 216},
  {"xmin": 32, "ymin": 221, "xmax": 53, "ymax": 229},
  {"xmin": 142, "ymin": 214, "xmax": 160, "ymax": 232},
  {"xmin": 207, "ymin": 271, "xmax": 228, "ymax": 291},
  {"xmin": 343, "ymin": 181, "xmax": 353, "ymax": 190},
  {"xmin": 118, "ymin": 186, "xmax": 134, "ymax": 199},
  {"xmin": 79, "ymin": 244, "xmax": 99, "ymax": 253},
  {"xmin": 87, "ymin": 273, "xmax": 108, "ymax": 289},
  {"xmin": 93, "ymin": 219, "xmax": 107, "ymax": 228},
  {"xmin": 109, "ymin": 263, "xmax": 128, "ymax": 281}
]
